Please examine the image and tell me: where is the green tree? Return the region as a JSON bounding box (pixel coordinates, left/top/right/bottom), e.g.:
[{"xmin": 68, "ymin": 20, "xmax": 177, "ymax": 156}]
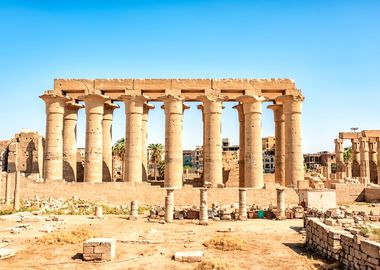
[
  {"xmin": 158, "ymin": 160, "xmax": 165, "ymax": 179},
  {"xmin": 343, "ymin": 147, "xmax": 352, "ymax": 162},
  {"xmin": 148, "ymin": 143, "xmax": 164, "ymax": 181},
  {"xmin": 112, "ymin": 138, "xmax": 125, "ymax": 160}
]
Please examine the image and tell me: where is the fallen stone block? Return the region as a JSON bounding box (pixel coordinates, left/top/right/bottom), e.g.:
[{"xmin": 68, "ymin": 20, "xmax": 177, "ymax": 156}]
[
  {"xmin": 174, "ymin": 251, "xmax": 203, "ymax": 262},
  {"xmin": 83, "ymin": 238, "xmax": 116, "ymax": 261},
  {"xmin": 0, "ymin": 248, "xmax": 16, "ymax": 260}
]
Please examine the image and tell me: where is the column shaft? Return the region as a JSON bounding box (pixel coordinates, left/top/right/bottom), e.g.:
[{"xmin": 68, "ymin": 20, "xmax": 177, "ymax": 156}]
[
  {"xmin": 165, "ymin": 189, "xmax": 174, "ymax": 223},
  {"xmin": 102, "ymin": 102, "xmax": 118, "ymax": 182},
  {"xmin": 83, "ymin": 94, "xmax": 108, "ymax": 183},
  {"xmin": 351, "ymin": 139, "xmax": 361, "ymax": 177},
  {"xmin": 334, "ymin": 138, "xmax": 345, "ymax": 179},
  {"xmin": 200, "ymin": 97, "xmax": 223, "ymax": 187},
  {"xmin": 142, "ymin": 104, "xmax": 154, "ymax": 182},
  {"xmin": 40, "ymin": 93, "xmax": 68, "ymax": 181},
  {"xmin": 63, "ymin": 102, "xmax": 82, "ymax": 182},
  {"xmin": 238, "ymin": 188, "xmax": 247, "ymax": 221},
  {"xmin": 276, "ymin": 188, "xmax": 286, "ymax": 219},
  {"xmin": 234, "ymin": 104, "xmax": 245, "ymax": 187},
  {"xmin": 237, "ymin": 95, "xmax": 265, "ymax": 188},
  {"xmin": 199, "ymin": 188, "xmax": 208, "ymax": 225},
  {"xmin": 160, "ymin": 96, "xmax": 186, "ymax": 188},
  {"xmin": 359, "ymin": 138, "xmax": 370, "ymax": 184},
  {"xmin": 268, "ymin": 104, "xmax": 285, "ymax": 186},
  {"xmin": 122, "ymin": 95, "xmax": 147, "ymax": 183},
  {"xmin": 276, "ymin": 95, "xmax": 304, "ymax": 187}
]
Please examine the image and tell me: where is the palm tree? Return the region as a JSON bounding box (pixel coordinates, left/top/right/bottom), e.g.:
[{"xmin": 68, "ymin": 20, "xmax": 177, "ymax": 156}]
[
  {"xmin": 113, "ymin": 138, "xmax": 125, "ymax": 160},
  {"xmin": 343, "ymin": 147, "xmax": 352, "ymax": 162},
  {"xmin": 148, "ymin": 143, "xmax": 164, "ymax": 181}
]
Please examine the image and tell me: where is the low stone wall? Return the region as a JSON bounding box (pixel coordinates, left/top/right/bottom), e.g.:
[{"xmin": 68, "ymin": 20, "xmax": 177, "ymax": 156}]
[
  {"xmin": 365, "ymin": 187, "xmax": 380, "ymax": 203},
  {"xmin": 306, "ymin": 218, "xmax": 380, "ymax": 269},
  {"xmin": 0, "ymin": 174, "xmax": 298, "ymax": 207},
  {"xmin": 333, "ymin": 183, "xmax": 365, "ymax": 204}
]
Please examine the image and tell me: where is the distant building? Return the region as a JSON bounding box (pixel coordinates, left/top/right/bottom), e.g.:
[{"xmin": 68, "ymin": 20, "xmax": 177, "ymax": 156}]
[
  {"xmin": 304, "ymin": 151, "xmax": 336, "ymax": 170},
  {"xmin": 192, "ymin": 146, "xmax": 203, "ymax": 171},
  {"xmin": 263, "ymin": 150, "xmax": 275, "ymax": 173},
  {"xmin": 262, "ymin": 136, "xmax": 275, "ymax": 151},
  {"xmin": 222, "ymin": 138, "xmax": 239, "ymax": 151},
  {"xmin": 183, "ymin": 150, "xmax": 193, "ymax": 167}
]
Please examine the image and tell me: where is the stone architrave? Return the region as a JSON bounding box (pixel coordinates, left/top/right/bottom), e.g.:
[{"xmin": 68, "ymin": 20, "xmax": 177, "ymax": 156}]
[
  {"xmin": 267, "ymin": 104, "xmax": 285, "ymax": 186},
  {"xmin": 40, "ymin": 93, "xmax": 70, "ymax": 181},
  {"xmin": 63, "ymin": 101, "xmax": 83, "ymax": 182},
  {"xmin": 351, "ymin": 139, "xmax": 361, "ymax": 177},
  {"xmin": 82, "ymin": 94, "xmax": 109, "ymax": 183},
  {"xmin": 359, "ymin": 137, "xmax": 370, "ymax": 185},
  {"xmin": 159, "ymin": 95, "xmax": 188, "ymax": 188},
  {"xmin": 236, "ymin": 95, "xmax": 266, "ymax": 188},
  {"xmin": 198, "ymin": 96, "xmax": 223, "ymax": 187},
  {"xmin": 334, "ymin": 138, "xmax": 345, "ymax": 180},
  {"xmin": 142, "ymin": 103, "xmax": 155, "ymax": 182},
  {"xmin": 233, "ymin": 104, "xmax": 245, "ymax": 188},
  {"xmin": 121, "ymin": 95, "xmax": 149, "ymax": 183},
  {"xmin": 276, "ymin": 94, "xmax": 304, "ymax": 187},
  {"xmin": 102, "ymin": 101, "xmax": 119, "ymax": 182}
]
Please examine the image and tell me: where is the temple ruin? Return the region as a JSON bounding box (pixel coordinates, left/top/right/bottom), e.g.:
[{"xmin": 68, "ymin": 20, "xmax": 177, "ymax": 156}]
[
  {"xmin": 334, "ymin": 130, "xmax": 380, "ymax": 185},
  {"xmin": 39, "ymin": 78, "xmax": 304, "ymax": 188}
]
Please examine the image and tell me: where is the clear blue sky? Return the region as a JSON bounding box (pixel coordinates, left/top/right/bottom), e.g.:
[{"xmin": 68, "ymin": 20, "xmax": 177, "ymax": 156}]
[{"xmin": 0, "ymin": 0, "xmax": 379, "ymax": 153}]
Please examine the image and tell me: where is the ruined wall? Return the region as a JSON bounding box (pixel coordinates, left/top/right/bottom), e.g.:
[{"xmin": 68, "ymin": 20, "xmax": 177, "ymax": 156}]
[
  {"xmin": 364, "ymin": 187, "xmax": 380, "ymax": 203},
  {"xmin": 333, "ymin": 183, "xmax": 365, "ymax": 204},
  {"xmin": 1, "ymin": 175, "xmax": 298, "ymax": 207},
  {"xmin": 306, "ymin": 218, "xmax": 380, "ymax": 269},
  {"xmin": 0, "ymin": 139, "xmax": 11, "ymax": 171},
  {"xmin": 7, "ymin": 130, "xmax": 44, "ymax": 177}
]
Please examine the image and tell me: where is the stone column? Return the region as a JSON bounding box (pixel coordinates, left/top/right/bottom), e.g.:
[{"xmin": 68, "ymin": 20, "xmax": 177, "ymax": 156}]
[
  {"xmin": 142, "ymin": 103, "xmax": 155, "ymax": 182},
  {"xmin": 236, "ymin": 95, "xmax": 266, "ymax": 188},
  {"xmin": 233, "ymin": 104, "xmax": 245, "ymax": 187},
  {"xmin": 351, "ymin": 139, "xmax": 361, "ymax": 177},
  {"xmin": 267, "ymin": 104, "xmax": 285, "ymax": 186},
  {"xmin": 359, "ymin": 137, "xmax": 370, "ymax": 185},
  {"xmin": 83, "ymin": 94, "xmax": 109, "ymax": 183},
  {"xmin": 121, "ymin": 95, "xmax": 148, "ymax": 183},
  {"xmin": 276, "ymin": 187, "xmax": 286, "ymax": 220},
  {"xmin": 199, "ymin": 188, "xmax": 208, "ymax": 225},
  {"xmin": 377, "ymin": 138, "xmax": 380, "ymax": 184},
  {"xmin": 238, "ymin": 188, "xmax": 247, "ymax": 221},
  {"xmin": 63, "ymin": 101, "xmax": 83, "ymax": 182},
  {"xmin": 160, "ymin": 95, "xmax": 188, "ymax": 188},
  {"xmin": 4, "ymin": 173, "xmax": 11, "ymax": 205},
  {"xmin": 130, "ymin": 200, "xmax": 139, "ymax": 220},
  {"xmin": 199, "ymin": 96, "xmax": 223, "ymax": 187},
  {"xmin": 102, "ymin": 101, "xmax": 119, "ymax": 182},
  {"xmin": 13, "ymin": 171, "xmax": 20, "ymax": 211},
  {"xmin": 346, "ymin": 161, "xmax": 352, "ymax": 178},
  {"xmin": 165, "ymin": 189, "xmax": 174, "ymax": 223},
  {"xmin": 369, "ymin": 139, "xmax": 377, "ymax": 184},
  {"xmin": 276, "ymin": 95, "xmax": 304, "ymax": 187},
  {"xmin": 334, "ymin": 138, "xmax": 345, "ymax": 180},
  {"xmin": 197, "ymin": 104, "xmax": 208, "ymax": 185},
  {"xmin": 40, "ymin": 93, "xmax": 69, "ymax": 181}
]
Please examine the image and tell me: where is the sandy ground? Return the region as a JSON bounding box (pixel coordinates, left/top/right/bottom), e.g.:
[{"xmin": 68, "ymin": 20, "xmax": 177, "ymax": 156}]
[{"xmin": 0, "ymin": 213, "xmax": 333, "ymax": 270}]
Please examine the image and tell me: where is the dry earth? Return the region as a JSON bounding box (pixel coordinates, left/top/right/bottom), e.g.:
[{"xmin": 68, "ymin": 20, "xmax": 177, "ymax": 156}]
[{"xmin": 0, "ymin": 214, "xmax": 335, "ymax": 270}]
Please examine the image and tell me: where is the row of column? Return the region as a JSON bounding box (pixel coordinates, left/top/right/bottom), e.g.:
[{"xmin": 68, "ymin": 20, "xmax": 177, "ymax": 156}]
[
  {"xmin": 41, "ymin": 92, "xmax": 304, "ymax": 188},
  {"xmin": 335, "ymin": 137, "xmax": 379, "ymax": 184}
]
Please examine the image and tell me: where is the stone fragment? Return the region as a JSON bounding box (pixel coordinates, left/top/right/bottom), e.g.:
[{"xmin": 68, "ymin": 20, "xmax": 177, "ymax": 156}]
[
  {"xmin": 0, "ymin": 248, "xmax": 16, "ymax": 260},
  {"xmin": 174, "ymin": 251, "xmax": 203, "ymax": 262}
]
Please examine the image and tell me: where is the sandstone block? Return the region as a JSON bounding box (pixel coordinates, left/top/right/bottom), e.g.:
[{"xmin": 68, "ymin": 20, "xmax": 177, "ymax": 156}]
[
  {"xmin": 360, "ymin": 240, "xmax": 380, "ymax": 259},
  {"xmin": 174, "ymin": 251, "xmax": 203, "ymax": 262}
]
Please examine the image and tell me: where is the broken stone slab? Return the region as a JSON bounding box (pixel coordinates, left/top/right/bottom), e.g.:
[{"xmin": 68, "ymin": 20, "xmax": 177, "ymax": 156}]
[
  {"xmin": 174, "ymin": 251, "xmax": 203, "ymax": 262},
  {"xmin": 0, "ymin": 248, "xmax": 16, "ymax": 260}
]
